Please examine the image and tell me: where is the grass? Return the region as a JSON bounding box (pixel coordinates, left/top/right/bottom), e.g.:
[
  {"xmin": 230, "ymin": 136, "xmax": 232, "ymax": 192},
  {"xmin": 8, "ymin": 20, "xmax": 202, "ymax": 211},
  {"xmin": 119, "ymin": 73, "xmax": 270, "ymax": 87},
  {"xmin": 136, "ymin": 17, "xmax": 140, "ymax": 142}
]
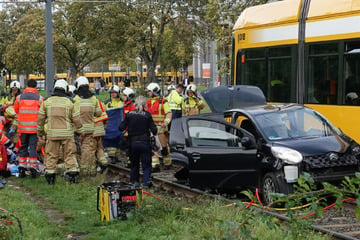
[{"xmin": 0, "ymin": 174, "xmax": 330, "ymax": 240}]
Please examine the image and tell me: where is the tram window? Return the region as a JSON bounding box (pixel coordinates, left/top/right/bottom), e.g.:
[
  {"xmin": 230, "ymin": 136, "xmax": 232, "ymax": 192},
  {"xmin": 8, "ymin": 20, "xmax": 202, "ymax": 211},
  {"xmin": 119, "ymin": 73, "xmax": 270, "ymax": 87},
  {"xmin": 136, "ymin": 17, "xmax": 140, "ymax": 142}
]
[
  {"xmin": 246, "ymin": 48, "xmax": 265, "ymax": 59},
  {"xmin": 307, "ymin": 55, "xmax": 338, "ymax": 104},
  {"xmin": 269, "ymin": 47, "xmax": 291, "ymax": 57},
  {"xmin": 309, "ymin": 43, "xmax": 338, "ymax": 55},
  {"xmin": 344, "ymin": 42, "xmax": 360, "ymax": 105},
  {"xmin": 244, "ymin": 59, "xmax": 267, "ymax": 93}
]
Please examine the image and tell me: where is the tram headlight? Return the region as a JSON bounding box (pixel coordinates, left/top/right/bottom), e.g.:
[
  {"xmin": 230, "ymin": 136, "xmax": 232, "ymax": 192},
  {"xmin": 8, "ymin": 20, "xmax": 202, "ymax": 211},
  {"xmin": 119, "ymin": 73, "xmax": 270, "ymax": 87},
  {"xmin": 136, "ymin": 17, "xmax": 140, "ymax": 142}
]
[{"xmin": 271, "ymin": 146, "xmax": 303, "ymax": 164}]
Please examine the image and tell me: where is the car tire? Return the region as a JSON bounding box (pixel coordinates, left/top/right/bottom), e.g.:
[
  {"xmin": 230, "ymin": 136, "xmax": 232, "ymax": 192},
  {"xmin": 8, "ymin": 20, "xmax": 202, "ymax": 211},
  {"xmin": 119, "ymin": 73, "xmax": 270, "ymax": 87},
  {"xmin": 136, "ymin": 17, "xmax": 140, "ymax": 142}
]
[{"xmin": 261, "ymin": 172, "xmax": 293, "ymax": 205}]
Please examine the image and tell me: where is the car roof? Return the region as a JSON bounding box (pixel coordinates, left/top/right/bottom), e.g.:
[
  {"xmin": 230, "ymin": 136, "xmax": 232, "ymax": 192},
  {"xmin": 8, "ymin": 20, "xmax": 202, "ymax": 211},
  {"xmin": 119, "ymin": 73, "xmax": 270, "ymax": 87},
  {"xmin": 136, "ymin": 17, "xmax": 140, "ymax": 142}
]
[
  {"xmin": 226, "ymin": 103, "xmax": 304, "ymax": 116},
  {"xmin": 201, "ymin": 85, "xmax": 266, "ymax": 113}
]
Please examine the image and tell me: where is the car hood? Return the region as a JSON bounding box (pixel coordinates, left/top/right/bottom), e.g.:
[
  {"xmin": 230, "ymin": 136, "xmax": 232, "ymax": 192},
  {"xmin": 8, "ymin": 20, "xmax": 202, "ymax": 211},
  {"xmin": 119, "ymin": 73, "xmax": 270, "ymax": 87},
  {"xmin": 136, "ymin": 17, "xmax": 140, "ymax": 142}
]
[
  {"xmin": 201, "ymin": 85, "xmax": 266, "ymax": 113},
  {"xmin": 273, "ymin": 135, "xmax": 350, "ymax": 156}
]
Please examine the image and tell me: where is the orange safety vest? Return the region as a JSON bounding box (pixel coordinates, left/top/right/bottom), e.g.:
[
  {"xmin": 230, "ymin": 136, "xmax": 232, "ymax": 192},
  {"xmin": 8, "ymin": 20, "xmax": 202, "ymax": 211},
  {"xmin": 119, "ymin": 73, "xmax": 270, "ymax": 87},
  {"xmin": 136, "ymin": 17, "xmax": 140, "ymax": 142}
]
[
  {"xmin": 14, "ymin": 87, "xmax": 43, "ymax": 134},
  {"xmin": 146, "ymin": 97, "xmax": 166, "ymax": 123}
]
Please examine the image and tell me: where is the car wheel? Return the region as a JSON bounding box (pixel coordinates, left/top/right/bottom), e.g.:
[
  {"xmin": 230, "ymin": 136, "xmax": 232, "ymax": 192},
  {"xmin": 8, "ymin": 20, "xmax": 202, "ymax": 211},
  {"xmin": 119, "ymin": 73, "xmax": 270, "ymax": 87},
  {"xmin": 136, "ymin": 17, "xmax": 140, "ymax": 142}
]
[{"xmin": 261, "ymin": 172, "xmax": 293, "ymax": 205}]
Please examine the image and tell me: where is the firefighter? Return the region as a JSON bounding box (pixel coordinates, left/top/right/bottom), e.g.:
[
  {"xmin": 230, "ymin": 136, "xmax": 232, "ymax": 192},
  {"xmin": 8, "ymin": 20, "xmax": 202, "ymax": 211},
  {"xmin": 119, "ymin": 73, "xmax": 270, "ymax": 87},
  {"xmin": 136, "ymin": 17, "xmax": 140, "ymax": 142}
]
[
  {"xmin": 104, "ymin": 85, "xmax": 124, "ymax": 164},
  {"xmin": 1, "ymin": 80, "xmax": 21, "ymax": 105},
  {"xmin": 166, "ymin": 84, "xmax": 184, "ymax": 120},
  {"xmin": 37, "ymin": 79, "xmax": 83, "ymax": 184},
  {"xmin": 14, "ymin": 79, "xmax": 43, "ymax": 178},
  {"xmin": 93, "ymin": 99, "xmax": 108, "ymax": 173},
  {"xmin": 182, "ymin": 84, "xmax": 205, "ymax": 116},
  {"xmin": 0, "ymin": 104, "xmax": 19, "ymax": 148},
  {"xmin": 0, "ymin": 117, "xmax": 16, "ymax": 165},
  {"xmin": 121, "ymin": 87, "xmax": 135, "ymax": 167},
  {"xmin": 74, "ymin": 76, "xmax": 102, "ymax": 176},
  {"xmin": 145, "ymin": 83, "xmax": 172, "ymax": 172}
]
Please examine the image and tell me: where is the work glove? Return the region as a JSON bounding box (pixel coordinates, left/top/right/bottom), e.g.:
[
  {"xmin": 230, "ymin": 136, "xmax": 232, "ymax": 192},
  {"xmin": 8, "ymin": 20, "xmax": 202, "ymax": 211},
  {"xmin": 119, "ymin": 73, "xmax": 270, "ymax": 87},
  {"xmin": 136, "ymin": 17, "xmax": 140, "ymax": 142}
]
[{"xmin": 6, "ymin": 128, "xmax": 15, "ymax": 138}]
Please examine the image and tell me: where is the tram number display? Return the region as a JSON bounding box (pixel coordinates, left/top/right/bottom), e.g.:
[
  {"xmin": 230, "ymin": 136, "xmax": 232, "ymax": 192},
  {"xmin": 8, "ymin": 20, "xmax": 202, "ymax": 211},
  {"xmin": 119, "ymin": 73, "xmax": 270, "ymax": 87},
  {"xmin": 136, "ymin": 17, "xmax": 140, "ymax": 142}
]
[{"xmin": 237, "ymin": 33, "xmax": 246, "ymax": 42}]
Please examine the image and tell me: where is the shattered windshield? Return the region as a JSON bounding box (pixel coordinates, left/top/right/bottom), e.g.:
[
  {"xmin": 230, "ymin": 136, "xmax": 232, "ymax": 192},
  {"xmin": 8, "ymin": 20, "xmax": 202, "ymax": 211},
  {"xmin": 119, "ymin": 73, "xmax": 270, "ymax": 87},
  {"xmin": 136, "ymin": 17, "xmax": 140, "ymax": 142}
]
[{"xmin": 253, "ymin": 107, "xmax": 340, "ymax": 140}]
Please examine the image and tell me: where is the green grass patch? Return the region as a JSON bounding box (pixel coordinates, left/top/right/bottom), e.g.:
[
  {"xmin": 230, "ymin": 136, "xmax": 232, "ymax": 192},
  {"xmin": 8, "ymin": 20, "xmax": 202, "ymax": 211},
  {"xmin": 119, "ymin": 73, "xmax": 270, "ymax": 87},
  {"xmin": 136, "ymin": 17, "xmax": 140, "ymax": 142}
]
[{"xmin": 0, "ymin": 175, "xmax": 330, "ymax": 240}]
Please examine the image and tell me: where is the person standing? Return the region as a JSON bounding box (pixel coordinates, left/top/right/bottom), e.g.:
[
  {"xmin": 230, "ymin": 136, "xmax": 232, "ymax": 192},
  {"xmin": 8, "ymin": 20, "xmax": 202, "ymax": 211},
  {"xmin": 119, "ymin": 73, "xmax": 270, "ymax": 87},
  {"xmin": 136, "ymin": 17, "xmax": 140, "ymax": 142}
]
[
  {"xmin": 146, "ymin": 83, "xmax": 172, "ymax": 172},
  {"xmin": 121, "ymin": 87, "xmax": 136, "ymax": 167},
  {"xmin": 104, "ymin": 85, "xmax": 124, "ymax": 164},
  {"xmin": 74, "ymin": 76, "xmax": 102, "ymax": 176},
  {"xmin": 14, "ymin": 79, "xmax": 43, "ymax": 178},
  {"xmin": 119, "ymin": 95, "xmax": 157, "ymax": 187},
  {"xmin": 182, "ymin": 84, "xmax": 205, "ymax": 116},
  {"xmin": 94, "ymin": 79, "xmax": 101, "ymax": 96},
  {"xmin": 2, "ymin": 81, "xmax": 21, "ymax": 105},
  {"xmin": 166, "ymin": 84, "xmax": 184, "ymax": 120},
  {"xmin": 37, "ymin": 79, "xmax": 83, "ymax": 184},
  {"xmin": 93, "ymin": 99, "xmax": 108, "ymax": 173}
]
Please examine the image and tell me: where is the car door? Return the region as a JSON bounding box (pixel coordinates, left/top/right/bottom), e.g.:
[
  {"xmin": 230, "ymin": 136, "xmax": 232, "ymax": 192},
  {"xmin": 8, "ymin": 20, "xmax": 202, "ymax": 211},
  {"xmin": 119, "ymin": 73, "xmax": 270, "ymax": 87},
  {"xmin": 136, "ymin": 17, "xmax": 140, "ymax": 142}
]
[{"xmin": 184, "ymin": 118, "xmax": 258, "ymax": 191}]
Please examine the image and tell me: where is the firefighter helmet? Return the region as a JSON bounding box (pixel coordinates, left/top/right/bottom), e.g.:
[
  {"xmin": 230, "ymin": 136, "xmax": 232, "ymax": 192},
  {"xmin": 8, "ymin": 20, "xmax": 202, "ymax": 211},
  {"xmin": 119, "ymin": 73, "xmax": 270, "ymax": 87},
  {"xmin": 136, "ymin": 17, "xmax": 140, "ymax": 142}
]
[
  {"xmin": 75, "ymin": 76, "xmax": 89, "ymax": 89},
  {"xmin": 54, "ymin": 79, "xmax": 68, "ymax": 91},
  {"xmin": 122, "ymin": 87, "xmax": 135, "ymax": 100},
  {"xmin": 167, "ymin": 84, "xmax": 176, "ymax": 91},
  {"xmin": 186, "ymin": 84, "xmax": 197, "ymax": 93},
  {"xmin": 146, "ymin": 82, "xmax": 161, "ymax": 96},
  {"xmin": 109, "ymin": 85, "xmax": 121, "ymax": 97},
  {"xmin": 10, "ymin": 81, "xmax": 20, "ymax": 89}
]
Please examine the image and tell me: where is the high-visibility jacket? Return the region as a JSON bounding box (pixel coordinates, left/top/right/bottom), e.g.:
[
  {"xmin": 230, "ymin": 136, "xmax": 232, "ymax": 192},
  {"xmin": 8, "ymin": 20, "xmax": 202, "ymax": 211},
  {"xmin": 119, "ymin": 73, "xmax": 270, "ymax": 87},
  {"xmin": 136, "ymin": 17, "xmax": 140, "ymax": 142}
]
[
  {"xmin": 166, "ymin": 90, "xmax": 183, "ymax": 111},
  {"xmin": 0, "ymin": 122, "xmax": 8, "ymax": 145},
  {"xmin": 3, "ymin": 104, "xmax": 18, "ymax": 130},
  {"xmin": 182, "ymin": 96, "xmax": 205, "ymax": 116},
  {"xmin": 14, "ymin": 87, "xmax": 43, "ymax": 134},
  {"xmin": 93, "ymin": 100, "xmax": 108, "ymax": 137},
  {"xmin": 146, "ymin": 97, "xmax": 171, "ymax": 124},
  {"xmin": 74, "ymin": 95, "xmax": 102, "ymax": 134},
  {"xmin": 37, "ymin": 95, "xmax": 83, "ymax": 140},
  {"xmin": 105, "ymin": 98, "xmax": 123, "ymax": 110},
  {"xmin": 1, "ymin": 94, "xmax": 17, "ymax": 105}
]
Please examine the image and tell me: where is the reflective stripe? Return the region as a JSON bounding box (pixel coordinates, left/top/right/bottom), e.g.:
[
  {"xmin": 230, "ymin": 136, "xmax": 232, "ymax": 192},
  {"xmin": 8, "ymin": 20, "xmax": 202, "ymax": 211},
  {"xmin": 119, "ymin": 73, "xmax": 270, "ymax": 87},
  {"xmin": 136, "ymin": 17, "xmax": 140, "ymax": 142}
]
[{"xmin": 19, "ymin": 110, "xmax": 39, "ymax": 114}]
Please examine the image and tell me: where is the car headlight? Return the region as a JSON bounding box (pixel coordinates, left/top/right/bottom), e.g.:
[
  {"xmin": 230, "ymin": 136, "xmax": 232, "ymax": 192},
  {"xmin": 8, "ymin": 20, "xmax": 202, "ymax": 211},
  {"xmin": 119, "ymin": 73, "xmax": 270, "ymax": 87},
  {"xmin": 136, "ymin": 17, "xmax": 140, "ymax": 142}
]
[{"xmin": 271, "ymin": 146, "xmax": 303, "ymax": 164}]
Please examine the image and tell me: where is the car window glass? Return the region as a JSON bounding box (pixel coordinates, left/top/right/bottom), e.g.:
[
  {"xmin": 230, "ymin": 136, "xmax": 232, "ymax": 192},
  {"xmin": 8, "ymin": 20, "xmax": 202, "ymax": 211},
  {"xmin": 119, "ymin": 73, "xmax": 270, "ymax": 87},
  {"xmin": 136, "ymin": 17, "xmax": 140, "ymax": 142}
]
[
  {"xmin": 188, "ymin": 119, "xmax": 242, "ymax": 147},
  {"xmin": 254, "ymin": 107, "xmax": 339, "ymax": 140}
]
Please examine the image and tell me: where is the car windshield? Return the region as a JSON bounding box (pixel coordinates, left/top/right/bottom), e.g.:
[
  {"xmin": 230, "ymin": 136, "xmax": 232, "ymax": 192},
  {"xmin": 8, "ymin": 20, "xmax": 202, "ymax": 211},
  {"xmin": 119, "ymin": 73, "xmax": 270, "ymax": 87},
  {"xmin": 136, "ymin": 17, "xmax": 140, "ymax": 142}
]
[{"xmin": 253, "ymin": 107, "xmax": 341, "ymax": 140}]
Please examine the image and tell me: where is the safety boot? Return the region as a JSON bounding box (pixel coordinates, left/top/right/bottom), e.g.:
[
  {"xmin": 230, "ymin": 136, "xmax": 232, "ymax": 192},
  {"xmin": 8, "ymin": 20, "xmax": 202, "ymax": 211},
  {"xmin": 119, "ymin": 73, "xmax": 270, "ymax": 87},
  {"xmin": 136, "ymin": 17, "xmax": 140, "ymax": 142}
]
[
  {"xmin": 64, "ymin": 172, "xmax": 79, "ymax": 184},
  {"xmin": 18, "ymin": 167, "xmax": 26, "ymax": 178},
  {"xmin": 45, "ymin": 173, "xmax": 56, "ymax": 185}
]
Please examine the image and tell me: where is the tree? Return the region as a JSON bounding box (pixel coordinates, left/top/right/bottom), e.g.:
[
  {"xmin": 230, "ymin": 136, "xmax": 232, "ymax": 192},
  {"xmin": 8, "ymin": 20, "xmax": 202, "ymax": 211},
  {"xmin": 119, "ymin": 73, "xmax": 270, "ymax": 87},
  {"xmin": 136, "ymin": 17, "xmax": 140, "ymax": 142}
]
[
  {"xmin": 159, "ymin": 17, "xmax": 194, "ymax": 84},
  {"xmin": 53, "ymin": 2, "xmax": 106, "ymax": 81},
  {"xmin": 5, "ymin": 8, "xmax": 45, "ymax": 77},
  {"xmin": 205, "ymin": 0, "xmax": 268, "ymax": 84},
  {"xmin": 102, "ymin": 0, "xmax": 206, "ymax": 84}
]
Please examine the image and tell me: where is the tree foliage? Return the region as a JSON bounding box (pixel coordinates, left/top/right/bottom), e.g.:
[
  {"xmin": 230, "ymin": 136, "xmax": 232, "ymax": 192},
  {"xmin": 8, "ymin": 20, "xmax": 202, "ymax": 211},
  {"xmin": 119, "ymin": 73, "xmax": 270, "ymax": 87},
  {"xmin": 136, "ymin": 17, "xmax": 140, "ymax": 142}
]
[
  {"xmin": 205, "ymin": 0, "xmax": 268, "ymax": 82},
  {"xmin": 53, "ymin": 2, "xmax": 105, "ymax": 81}
]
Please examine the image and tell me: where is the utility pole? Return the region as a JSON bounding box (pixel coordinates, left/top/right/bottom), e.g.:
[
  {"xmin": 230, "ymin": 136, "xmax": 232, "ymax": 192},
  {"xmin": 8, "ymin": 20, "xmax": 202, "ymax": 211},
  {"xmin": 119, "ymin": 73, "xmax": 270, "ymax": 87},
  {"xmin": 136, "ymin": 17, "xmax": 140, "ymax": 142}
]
[{"xmin": 45, "ymin": 0, "xmax": 54, "ymax": 97}]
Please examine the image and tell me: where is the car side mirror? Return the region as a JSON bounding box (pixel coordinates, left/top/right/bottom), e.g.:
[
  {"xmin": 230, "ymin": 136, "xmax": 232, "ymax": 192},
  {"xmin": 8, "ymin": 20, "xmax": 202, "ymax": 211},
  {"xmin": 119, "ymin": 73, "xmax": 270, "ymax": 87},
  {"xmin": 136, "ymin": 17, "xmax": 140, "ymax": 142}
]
[{"xmin": 241, "ymin": 136, "xmax": 254, "ymax": 149}]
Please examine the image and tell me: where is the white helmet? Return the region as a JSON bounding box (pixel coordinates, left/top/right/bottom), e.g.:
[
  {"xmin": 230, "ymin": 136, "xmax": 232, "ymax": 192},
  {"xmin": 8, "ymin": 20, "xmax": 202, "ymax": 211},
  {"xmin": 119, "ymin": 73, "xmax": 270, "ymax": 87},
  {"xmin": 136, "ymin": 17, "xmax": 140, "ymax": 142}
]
[
  {"xmin": 109, "ymin": 85, "xmax": 121, "ymax": 95},
  {"xmin": 10, "ymin": 81, "xmax": 20, "ymax": 89},
  {"xmin": 186, "ymin": 84, "xmax": 197, "ymax": 93},
  {"xmin": 122, "ymin": 87, "xmax": 135, "ymax": 99},
  {"xmin": 75, "ymin": 76, "xmax": 89, "ymax": 89},
  {"xmin": 167, "ymin": 84, "xmax": 176, "ymax": 91},
  {"xmin": 54, "ymin": 79, "xmax": 68, "ymax": 91},
  {"xmin": 146, "ymin": 82, "xmax": 161, "ymax": 96},
  {"xmin": 68, "ymin": 85, "xmax": 76, "ymax": 94}
]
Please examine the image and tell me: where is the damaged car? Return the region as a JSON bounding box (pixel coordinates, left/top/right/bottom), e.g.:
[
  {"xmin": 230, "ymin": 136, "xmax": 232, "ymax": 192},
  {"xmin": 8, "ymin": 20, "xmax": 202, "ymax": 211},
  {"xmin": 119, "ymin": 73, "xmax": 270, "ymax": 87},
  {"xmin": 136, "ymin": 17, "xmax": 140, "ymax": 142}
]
[{"xmin": 169, "ymin": 85, "xmax": 360, "ymax": 203}]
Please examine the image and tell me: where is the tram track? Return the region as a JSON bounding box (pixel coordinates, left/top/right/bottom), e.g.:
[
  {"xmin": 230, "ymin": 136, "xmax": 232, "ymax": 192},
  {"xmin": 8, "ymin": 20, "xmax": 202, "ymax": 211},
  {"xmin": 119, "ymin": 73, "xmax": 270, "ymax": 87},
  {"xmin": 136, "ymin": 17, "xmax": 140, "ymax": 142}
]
[{"xmin": 105, "ymin": 163, "xmax": 360, "ymax": 240}]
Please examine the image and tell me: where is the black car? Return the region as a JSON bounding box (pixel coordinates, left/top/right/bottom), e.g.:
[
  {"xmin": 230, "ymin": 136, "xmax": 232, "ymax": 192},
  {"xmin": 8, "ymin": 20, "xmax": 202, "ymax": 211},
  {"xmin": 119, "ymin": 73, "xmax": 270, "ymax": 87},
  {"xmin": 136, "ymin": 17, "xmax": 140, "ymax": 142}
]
[{"xmin": 170, "ymin": 85, "xmax": 360, "ymax": 203}]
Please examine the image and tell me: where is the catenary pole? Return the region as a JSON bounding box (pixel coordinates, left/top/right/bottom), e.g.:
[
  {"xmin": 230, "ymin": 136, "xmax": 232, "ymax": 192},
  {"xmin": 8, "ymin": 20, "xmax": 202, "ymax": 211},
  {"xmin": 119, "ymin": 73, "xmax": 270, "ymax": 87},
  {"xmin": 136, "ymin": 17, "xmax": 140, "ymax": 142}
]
[{"xmin": 45, "ymin": 0, "xmax": 54, "ymax": 97}]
